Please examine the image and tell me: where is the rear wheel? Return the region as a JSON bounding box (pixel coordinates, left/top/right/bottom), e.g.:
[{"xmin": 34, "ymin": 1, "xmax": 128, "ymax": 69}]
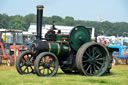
[
  {"xmin": 34, "ymin": 52, "xmax": 59, "ymax": 77},
  {"xmin": 16, "ymin": 51, "xmax": 34, "ymax": 74},
  {"xmin": 76, "ymin": 42, "xmax": 110, "ymax": 76}
]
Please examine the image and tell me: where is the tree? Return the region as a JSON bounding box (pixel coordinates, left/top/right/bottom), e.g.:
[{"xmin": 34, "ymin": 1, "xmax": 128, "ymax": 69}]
[
  {"xmin": 0, "ymin": 13, "xmax": 128, "ymax": 36},
  {"xmin": 9, "ymin": 15, "xmax": 25, "ymax": 30},
  {"xmin": 64, "ymin": 16, "xmax": 75, "ymax": 26},
  {"xmin": 24, "ymin": 14, "xmax": 36, "ymax": 30},
  {"xmin": 0, "ymin": 13, "xmax": 10, "ymax": 28}
]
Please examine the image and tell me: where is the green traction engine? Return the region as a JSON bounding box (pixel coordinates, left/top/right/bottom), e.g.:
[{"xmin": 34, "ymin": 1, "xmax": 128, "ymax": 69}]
[{"xmin": 16, "ymin": 5, "xmax": 112, "ymax": 76}]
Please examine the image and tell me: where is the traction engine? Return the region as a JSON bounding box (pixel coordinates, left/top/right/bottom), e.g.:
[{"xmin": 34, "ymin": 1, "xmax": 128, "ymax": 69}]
[{"xmin": 16, "ymin": 5, "xmax": 112, "ymax": 76}]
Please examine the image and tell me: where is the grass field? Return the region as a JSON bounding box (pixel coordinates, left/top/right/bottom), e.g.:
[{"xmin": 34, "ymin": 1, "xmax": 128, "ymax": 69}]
[{"xmin": 0, "ymin": 65, "xmax": 128, "ymax": 85}]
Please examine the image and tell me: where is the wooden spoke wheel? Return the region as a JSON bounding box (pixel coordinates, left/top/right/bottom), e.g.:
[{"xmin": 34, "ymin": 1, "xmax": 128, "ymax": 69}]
[
  {"xmin": 34, "ymin": 52, "xmax": 59, "ymax": 77},
  {"xmin": 16, "ymin": 51, "xmax": 34, "ymax": 74},
  {"xmin": 76, "ymin": 42, "xmax": 110, "ymax": 76}
]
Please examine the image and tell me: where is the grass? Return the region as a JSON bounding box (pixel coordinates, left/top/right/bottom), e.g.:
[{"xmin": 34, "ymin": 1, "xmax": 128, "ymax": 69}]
[{"xmin": 0, "ymin": 65, "xmax": 128, "ymax": 85}]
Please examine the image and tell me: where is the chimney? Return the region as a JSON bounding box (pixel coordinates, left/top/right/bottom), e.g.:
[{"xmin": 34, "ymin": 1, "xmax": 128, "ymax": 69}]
[{"xmin": 36, "ymin": 5, "xmax": 44, "ymax": 40}]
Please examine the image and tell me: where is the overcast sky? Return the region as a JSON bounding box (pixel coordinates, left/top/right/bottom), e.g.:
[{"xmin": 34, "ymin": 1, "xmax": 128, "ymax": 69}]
[{"xmin": 0, "ymin": 0, "xmax": 128, "ymax": 22}]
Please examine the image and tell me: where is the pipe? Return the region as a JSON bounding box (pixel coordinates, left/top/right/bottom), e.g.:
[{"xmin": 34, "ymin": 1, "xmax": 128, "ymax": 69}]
[{"xmin": 36, "ymin": 5, "xmax": 44, "ymax": 40}]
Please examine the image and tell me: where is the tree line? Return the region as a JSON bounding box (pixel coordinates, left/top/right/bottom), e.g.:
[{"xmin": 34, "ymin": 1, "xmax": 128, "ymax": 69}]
[{"xmin": 0, "ymin": 13, "xmax": 128, "ymax": 36}]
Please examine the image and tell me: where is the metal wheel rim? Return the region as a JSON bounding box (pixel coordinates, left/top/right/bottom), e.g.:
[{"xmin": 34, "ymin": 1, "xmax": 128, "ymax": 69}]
[
  {"xmin": 19, "ymin": 53, "xmax": 34, "ymax": 74},
  {"xmin": 76, "ymin": 42, "xmax": 109, "ymax": 76},
  {"xmin": 37, "ymin": 54, "xmax": 58, "ymax": 76},
  {"xmin": 82, "ymin": 45, "xmax": 108, "ymax": 76}
]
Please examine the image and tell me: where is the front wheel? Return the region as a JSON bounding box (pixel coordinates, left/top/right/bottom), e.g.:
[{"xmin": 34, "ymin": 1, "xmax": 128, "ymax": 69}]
[
  {"xmin": 16, "ymin": 51, "xmax": 34, "ymax": 74},
  {"xmin": 34, "ymin": 52, "xmax": 59, "ymax": 77}
]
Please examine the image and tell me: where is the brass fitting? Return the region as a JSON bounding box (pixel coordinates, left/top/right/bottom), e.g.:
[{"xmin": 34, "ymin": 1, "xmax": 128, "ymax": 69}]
[{"xmin": 37, "ymin": 5, "xmax": 44, "ymax": 10}]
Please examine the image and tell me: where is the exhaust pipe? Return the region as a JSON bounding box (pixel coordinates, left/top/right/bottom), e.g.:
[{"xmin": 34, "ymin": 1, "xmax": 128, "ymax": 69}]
[{"xmin": 36, "ymin": 5, "xmax": 44, "ymax": 40}]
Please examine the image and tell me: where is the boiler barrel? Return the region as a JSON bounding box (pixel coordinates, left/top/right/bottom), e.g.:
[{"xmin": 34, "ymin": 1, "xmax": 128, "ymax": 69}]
[
  {"xmin": 48, "ymin": 42, "xmax": 70, "ymax": 56},
  {"xmin": 31, "ymin": 41, "xmax": 70, "ymax": 57}
]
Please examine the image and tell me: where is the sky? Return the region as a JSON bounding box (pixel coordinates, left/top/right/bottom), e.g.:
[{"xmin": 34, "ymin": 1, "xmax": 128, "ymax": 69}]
[{"xmin": 0, "ymin": 0, "xmax": 128, "ymax": 22}]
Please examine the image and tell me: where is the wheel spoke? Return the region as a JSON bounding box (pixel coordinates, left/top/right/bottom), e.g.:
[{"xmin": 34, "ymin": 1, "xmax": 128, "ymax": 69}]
[
  {"xmin": 43, "ymin": 68, "xmax": 45, "ymax": 75},
  {"xmin": 86, "ymin": 64, "xmax": 91, "ymax": 72},
  {"xmin": 90, "ymin": 65, "xmax": 92, "ymax": 74},
  {"xmin": 93, "ymin": 64, "xmax": 96, "ymax": 73},
  {"xmin": 29, "ymin": 56, "xmax": 34, "ymax": 62},
  {"xmin": 93, "ymin": 47, "xmax": 99, "ymax": 56},
  {"xmin": 47, "ymin": 69, "xmax": 49, "ymax": 74},
  {"xmin": 88, "ymin": 48, "xmax": 91, "ymax": 55},
  {"xmin": 30, "ymin": 66, "xmax": 33, "ymax": 71},
  {"xmin": 95, "ymin": 64, "xmax": 100, "ymax": 70},
  {"xmin": 85, "ymin": 52, "xmax": 91, "ymax": 58},
  {"xmin": 97, "ymin": 58, "xmax": 103, "ymax": 60},
  {"xmin": 83, "ymin": 63, "xmax": 87, "ymax": 68},
  {"xmin": 83, "ymin": 56, "xmax": 88, "ymax": 59},
  {"xmin": 83, "ymin": 60, "xmax": 89, "ymax": 63},
  {"xmin": 92, "ymin": 48, "xmax": 95, "ymax": 56},
  {"xmin": 27, "ymin": 67, "xmax": 29, "ymax": 73},
  {"xmin": 96, "ymin": 54, "xmax": 101, "ymax": 58},
  {"xmin": 49, "ymin": 68, "xmax": 53, "ymax": 73},
  {"xmin": 23, "ymin": 66, "xmax": 27, "ymax": 72},
  {"xmin": 22, "ymin": 57, "xmax": 26, "ymax": 62},
  {"xmin": 21, "ymin": 58, "xmax": 25, "ymax": 64},
  {"xmin": 96, "ymin": 61, "xmax": 102, "ymax": 65}
]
